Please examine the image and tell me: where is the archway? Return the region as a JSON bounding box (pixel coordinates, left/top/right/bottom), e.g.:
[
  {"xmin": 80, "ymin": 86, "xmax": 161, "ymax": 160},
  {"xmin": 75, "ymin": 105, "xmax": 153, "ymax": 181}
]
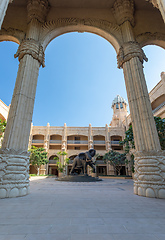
[
  {"xmin": 0, "ymin": 0, "xmax": 165, "ymax": 199},
  {"xmin": 48, "ymin": 155, "xmax": 58, "ymax": 176}
]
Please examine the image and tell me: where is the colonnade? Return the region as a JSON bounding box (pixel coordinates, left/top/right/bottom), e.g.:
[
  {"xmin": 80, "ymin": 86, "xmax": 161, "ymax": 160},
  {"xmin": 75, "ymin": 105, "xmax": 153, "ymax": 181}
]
[
  {"xmin": 28, "ymin": 123, "xmax": 112, "ymax": 153},
  {"xmin": 0, "ymin": 0, "xmax": 165, "ymax": 198}
]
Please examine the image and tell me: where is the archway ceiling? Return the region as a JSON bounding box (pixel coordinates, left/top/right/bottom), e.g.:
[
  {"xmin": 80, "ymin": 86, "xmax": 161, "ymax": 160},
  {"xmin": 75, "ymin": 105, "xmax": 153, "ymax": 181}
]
[
  {"xmin": 12, "ymin": 0, "xmax": 154, "ymax": 9},
  {"xmin": 2, "ymin": 0, "xmax": 165, "ymax": 48}
]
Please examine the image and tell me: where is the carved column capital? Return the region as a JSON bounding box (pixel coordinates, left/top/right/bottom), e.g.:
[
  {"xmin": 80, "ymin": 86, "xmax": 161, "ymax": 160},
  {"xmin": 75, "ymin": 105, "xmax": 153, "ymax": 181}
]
[
  {"xmin": 27, "ymin": 0, "xmax": 50, "ymax": 24},
  {"xmin": 112, "ymin": 0, "xmax": 134, "ymax": 26},
  {"xmin": 117, "ymin": 41, "xmax": 148, "ymax": 68},
  {"xmin": 14, "ymin": 39, "xmax": 45, "ymax": 67}
]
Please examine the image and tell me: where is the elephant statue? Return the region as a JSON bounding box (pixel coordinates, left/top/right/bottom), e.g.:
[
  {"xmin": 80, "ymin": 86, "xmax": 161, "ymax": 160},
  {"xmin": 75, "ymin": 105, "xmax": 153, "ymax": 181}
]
[{"xmin": 70, "ymin": 148, "xmax": 96, "ymax": 175}]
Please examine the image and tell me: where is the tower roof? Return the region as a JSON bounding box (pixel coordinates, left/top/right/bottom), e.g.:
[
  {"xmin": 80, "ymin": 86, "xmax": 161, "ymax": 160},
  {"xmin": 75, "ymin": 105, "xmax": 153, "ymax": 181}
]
[{"xmin": 112, "ymin": 95, "xmax": 127, "ymax": 108}]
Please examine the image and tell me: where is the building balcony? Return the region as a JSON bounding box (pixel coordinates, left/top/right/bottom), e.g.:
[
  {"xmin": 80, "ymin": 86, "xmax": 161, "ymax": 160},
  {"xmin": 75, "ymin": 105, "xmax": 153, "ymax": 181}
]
[
  {"xmin": 49, "ymin": 160, "xmax": 58, "ymax": 164},
  {"xmin": 152, "ymin": 101, "xmax": 165, "ymax": 114},
  {"xmin": 93, "ymin": 141, "xmax": 105, "ymax": 145},
  {"xmin": 67, "ymin": 140, "xmax": 88, "ymax": 145},
  {"xmin": 32, "ymin": 140, "xmax": 44, "ymax": 143},
  {"xmin": 49, "ymin": 140, "xmax": 62, "ymax": 144},
  {"xmin": 111, "ymin": 140, "xmax": 120, "ymax": 145}
]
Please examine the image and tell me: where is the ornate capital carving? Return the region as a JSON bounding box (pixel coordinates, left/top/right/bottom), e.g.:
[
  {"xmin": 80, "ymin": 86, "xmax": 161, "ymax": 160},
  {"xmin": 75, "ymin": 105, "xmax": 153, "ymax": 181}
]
[
  {"xmin": 14, "ymin": 39, "xmax": 45, "ymax": 67},
  {"xmin": 112, "ymin": 0, "xmax": 134, "ymax": 26},
  {"xmin": 117, "ymin": 41, "xmax": 148, "ymax": 68},
  {"xmin": 27, "ymin": 0, "xmax": 50, "ymax": 24}
]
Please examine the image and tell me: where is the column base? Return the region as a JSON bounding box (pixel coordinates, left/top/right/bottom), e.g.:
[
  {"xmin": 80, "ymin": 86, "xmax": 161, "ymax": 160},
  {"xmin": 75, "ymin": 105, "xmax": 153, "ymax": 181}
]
[
  {"xmin": 134, "ymin": 151, "xmax": 165, "ymax": 198},
  {"xmin": 0, "ymin": 149, "xmax": 30, "ymax": 198}
]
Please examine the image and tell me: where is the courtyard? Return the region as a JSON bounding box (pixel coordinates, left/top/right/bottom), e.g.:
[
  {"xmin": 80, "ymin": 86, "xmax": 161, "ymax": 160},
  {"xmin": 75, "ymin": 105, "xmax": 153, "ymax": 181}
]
[{"xmin": 0, "ymin": 177, "xmax": 165, "ymax": 240}]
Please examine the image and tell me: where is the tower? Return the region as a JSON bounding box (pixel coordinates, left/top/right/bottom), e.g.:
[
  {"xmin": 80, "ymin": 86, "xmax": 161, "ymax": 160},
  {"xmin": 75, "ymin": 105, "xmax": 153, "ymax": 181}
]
[{"xmin": 110, "ymin": 95, "xmax": 128, "ymax": 127}]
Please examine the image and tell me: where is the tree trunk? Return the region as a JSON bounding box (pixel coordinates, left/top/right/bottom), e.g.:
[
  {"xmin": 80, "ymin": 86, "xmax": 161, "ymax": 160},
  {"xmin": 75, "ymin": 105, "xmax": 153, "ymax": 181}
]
[{"xmin": 37, "ymin": 167, "xmax": 40, "ymax": 176}]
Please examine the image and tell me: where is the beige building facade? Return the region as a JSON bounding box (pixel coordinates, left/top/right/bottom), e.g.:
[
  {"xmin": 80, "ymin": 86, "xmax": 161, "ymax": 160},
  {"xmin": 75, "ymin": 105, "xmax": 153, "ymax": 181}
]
[
  {"xmin": 29, "ymin": 96, "xmax": 127, "ymax": 177},
  {"xmin": 0, "ymin": 76, "xmax": 164, "ymax": 180},
  {"xmin": 0, "ymin": 0, "xmax": 165, "ymax": 199}
]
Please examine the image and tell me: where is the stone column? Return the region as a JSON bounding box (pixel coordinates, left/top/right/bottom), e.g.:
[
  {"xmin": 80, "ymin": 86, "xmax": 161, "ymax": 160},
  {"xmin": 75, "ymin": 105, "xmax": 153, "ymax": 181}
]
[
  {"xmin": 0, "ymin": 0, "xmax": 49, "ymax": 198},
  {"xmin": 88, "ymin": 124, "xmax": 93, "ymax": 149},
  {"xmin": 105, "ymin": 124, "xmax": 111, "ymax": 151},
  {"xmin": 28, "ymin": 123, "xmax": 33, "ymax": 150},
  {"xmin": 44, "ymin": 123, "xmax": 50, "ymax": 152},
  {"xmin": 62, "ymin": 123, "xmax": 67, "ymax": 175},
  {"xmin": 62, "ymin": 123, "xmax": 67, "ymax": 152},
  {"xmin": 0, "ymin": 0, "xmax": 12, "ymax": 29},
  {"xmin": 44, "ymin": 123, "xmax": 50, "ymax": 175},
  {"xmin": 113, "ymin": 0, "xmax": 165, "ymax": 198}
]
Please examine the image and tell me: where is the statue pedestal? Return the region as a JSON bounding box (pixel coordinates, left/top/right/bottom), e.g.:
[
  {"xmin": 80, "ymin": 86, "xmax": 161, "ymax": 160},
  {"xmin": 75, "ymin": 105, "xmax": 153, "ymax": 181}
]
[{"xmin": 56, "ymin": 174, "xmax": 102, "ymax": 182}]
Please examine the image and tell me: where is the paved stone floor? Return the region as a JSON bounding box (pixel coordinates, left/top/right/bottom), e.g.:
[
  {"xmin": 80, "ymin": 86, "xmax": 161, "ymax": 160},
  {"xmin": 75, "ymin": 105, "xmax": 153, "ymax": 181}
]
[{"xmin": 0, "ymin": 177, "xmax": 165, "ymax": 240}]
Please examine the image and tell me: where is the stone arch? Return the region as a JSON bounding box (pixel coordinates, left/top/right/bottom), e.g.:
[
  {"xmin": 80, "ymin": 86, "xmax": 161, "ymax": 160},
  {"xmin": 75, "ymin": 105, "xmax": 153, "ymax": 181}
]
[
  {"xmin": 50, "ymin": 134, "xmax": 62, "ymax": 141},
  {"xmin": 32, "ymin": 134, "xmax": 45, "ymax": 147},
  {"xmin": 151, "ymin": 94, "xmax": 165, "ymax": 112},
  {"xmin": 41, "ymin": 18, "xmax": 122, "ymax": 53},
  {"xmin": 93, "ymin": 135, "xmax": 105, "ymax": 140},
  {"xmin": 67, "ymin": 134, "xmax": 88, "ymax": 137},
  {"xmin": 93, "ymin": 135, "xmax": 106, "ymax": 151},
  {"xmin": 32, "ymin": 134, "xmax": 44, "ymax": 140},
  {"xmin": 0, "ymin": 34, "xmax": 20, "ymax": 45},
  {"xmin": 110, "ymin": 135, "xmax": 123, "ymax": 150},
  {"xmin": 136, "ymin": 32, "xmax": 165, "ymax": 49},
  {"xmin": 110, "ymin": 134, "xmax": 122, "ymax": 139},
  {"xmin": 0, "ymin": 27, "xmax": 25, "ymax": 44},
  {"xmin": 49, "ymin": 154, "xmax": 58, "ymax": 160},
  {"xmin": 0, "ymin": 113, "xmax": 6, "ymax": 121}
]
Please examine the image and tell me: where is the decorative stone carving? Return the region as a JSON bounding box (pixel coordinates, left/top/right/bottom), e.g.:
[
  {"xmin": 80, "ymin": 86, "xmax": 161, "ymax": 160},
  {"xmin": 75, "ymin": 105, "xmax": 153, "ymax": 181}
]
[
  {"xmin": 89, "ymin": 140, "xmax": 93, "ymax": 149},
  {"xmin": 42, "ymin": 18, "xmax": 120, "ymax": 33},
  {"xmin": 62, "ymin": 140, "xmax": 67, "ymax": 151},
  {"xmin": 27, "ymin": 0, "xmax": 50, "ymax": 24},
  {"xmin": 117, "ymin": 41, "xmax": 148, "ymax": 68},
  {"xmin": 0, "ymin": 27, "xmax": 25, "ymax": 43},
  {"xmin": 0, "ymin": 149, "xmax": 30, "ymax": 198},
  {"xmin": 41, "ymin": 18, "xmax": 121, "ymax": 49},
  {"xmin": 106, "ymin": 141, "xmax": 111, "ymax": 151},
  {"xmin": 14, "ymin": 39, "xmax": 45, "ymax": 67},
  {"xmin": 136, "ymin": 32, "xmax": 165, "ymax": 47},
  {"xmin": 134, "ymin": 151, "xmax": 165, "ymax": 198},
  {"xmin": 112, "ymin": 0, "xmax": 134, "ymax": 26}
]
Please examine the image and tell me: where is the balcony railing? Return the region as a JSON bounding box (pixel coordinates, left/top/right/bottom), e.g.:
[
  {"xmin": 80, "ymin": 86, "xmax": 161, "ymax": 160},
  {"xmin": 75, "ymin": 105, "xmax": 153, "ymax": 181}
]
[
  {"xmin": 111, "ymin": 140, "xmax": 120, "ymax": 145},
  {"xmin": 93, "ymin": 141, "xmax": 105, "ymax": 145},
  {"xmin": 152, "ymin": 101, "xmax": 165, "ymax": 114},
  {"xmin": 67, "ymin": 140, "xmax": 88, "ymax": 144},
  {"xmin": 49, "ymin": 160, "xmax": 58, "ymax": 164},
  {"xmin": 49, "ymin": 140, "xmax": 62, "ymax": 144},
  {"xmin": 32, "ymin": 140, "xmax": 44, "ymax": 143}
]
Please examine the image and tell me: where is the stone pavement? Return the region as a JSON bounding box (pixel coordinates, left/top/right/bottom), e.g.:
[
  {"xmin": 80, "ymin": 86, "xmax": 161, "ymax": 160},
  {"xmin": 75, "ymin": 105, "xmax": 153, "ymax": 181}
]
[{"xmin": 0, "ymin": 177, "xmax": 165, "ymax": 240}]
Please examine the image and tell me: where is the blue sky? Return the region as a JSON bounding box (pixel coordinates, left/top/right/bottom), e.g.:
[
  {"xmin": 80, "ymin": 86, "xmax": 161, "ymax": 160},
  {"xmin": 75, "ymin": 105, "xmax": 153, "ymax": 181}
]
[{"xmin": 0, "ymin": 32, "xmax": 165, "ymax": 127}]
